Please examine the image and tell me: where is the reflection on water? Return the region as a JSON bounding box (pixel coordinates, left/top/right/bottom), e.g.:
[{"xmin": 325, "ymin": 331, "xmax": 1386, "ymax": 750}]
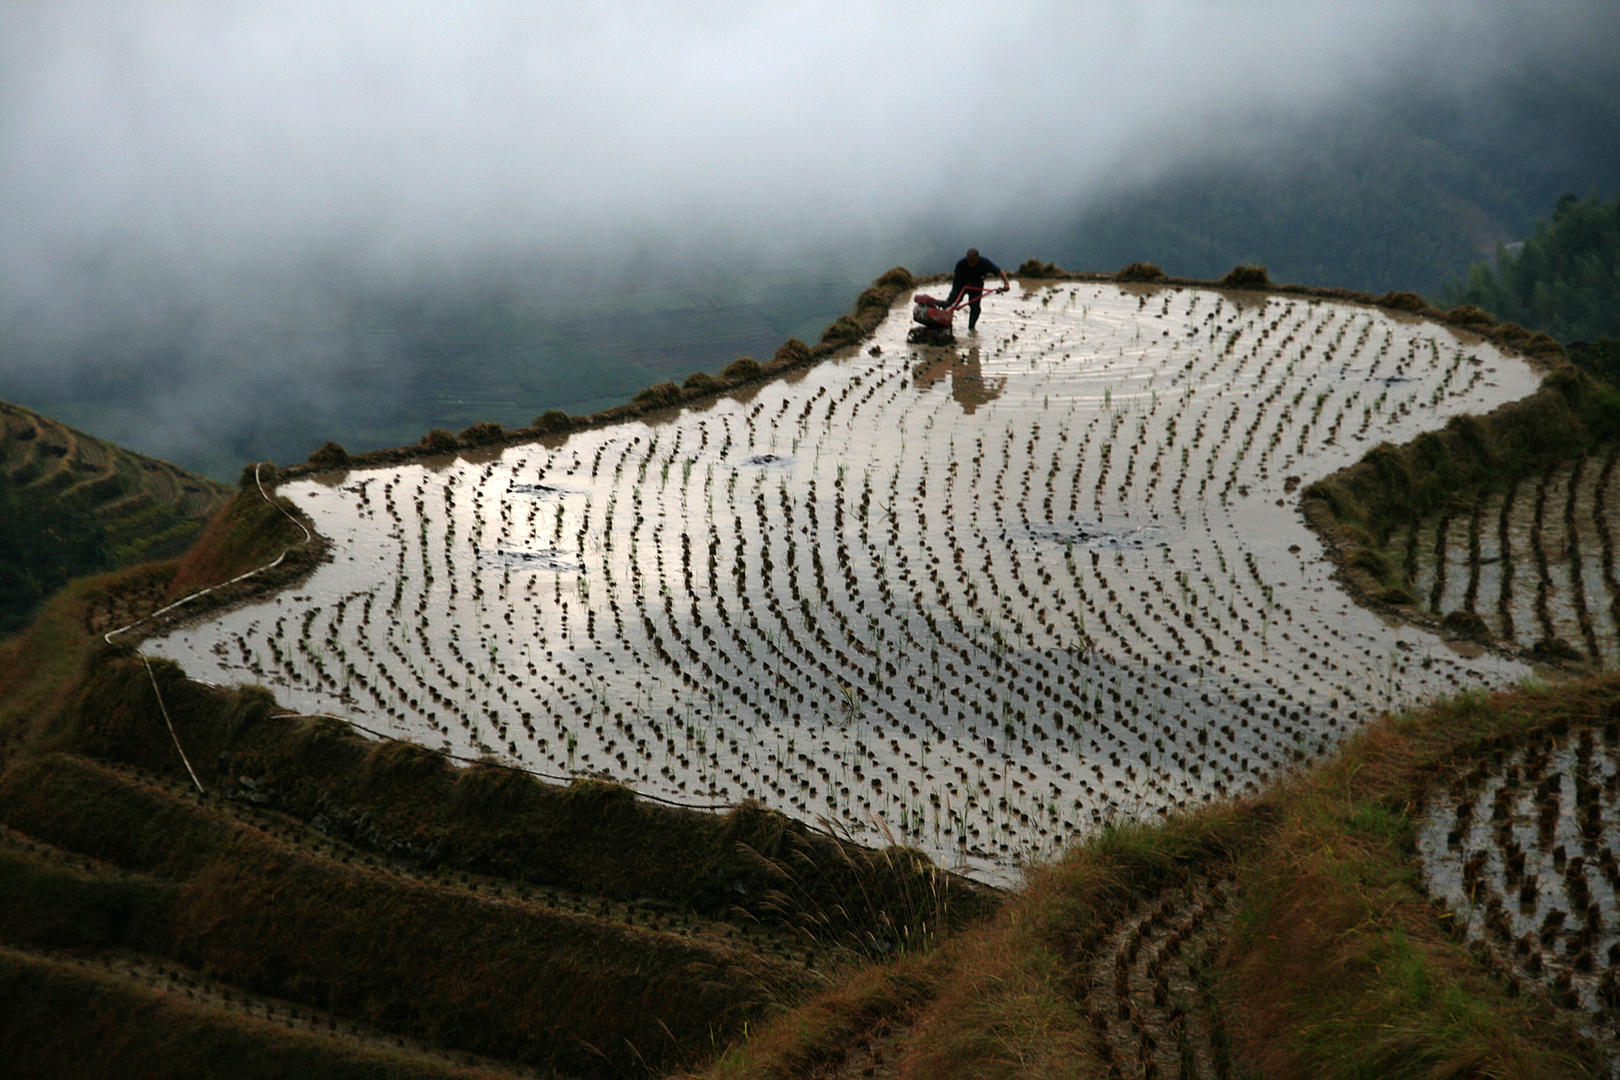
[{"xmin": 910, "ymin": 346, "xmax": 1006, "ymax": 415}]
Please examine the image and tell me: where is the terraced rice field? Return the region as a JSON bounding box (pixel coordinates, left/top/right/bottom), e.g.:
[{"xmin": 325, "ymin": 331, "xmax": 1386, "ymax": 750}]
[
  {"xmin": 1406, "ymin": 447, "xmax": 1620, "ymax": 662},
  {"xmin": 0, "ymin": 399, "xmax": 230, "ymax": 558},
  {"xmin": 149, "ymin": 283, "xmax": 1543, "ymax": 881},
  {"xmin": 1081, "ymin": 870, "xmax": 1235, "ymax": 1078},
  {"xmin": 1418, "ymin": 720, "xmax": 1620, "ymax": 1057}
]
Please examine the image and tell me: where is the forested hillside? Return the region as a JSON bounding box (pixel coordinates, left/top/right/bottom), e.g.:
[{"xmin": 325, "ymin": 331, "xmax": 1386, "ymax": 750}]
[{"xmin": 1439, "ymin": 188, "xmax": 1620, "ymax": 342}]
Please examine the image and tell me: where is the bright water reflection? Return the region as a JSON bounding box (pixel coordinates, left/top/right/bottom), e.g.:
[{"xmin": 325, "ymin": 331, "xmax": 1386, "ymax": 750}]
[{"xmin": 150, "ymin": 283, "xmax": 1542, "ymax": 882}]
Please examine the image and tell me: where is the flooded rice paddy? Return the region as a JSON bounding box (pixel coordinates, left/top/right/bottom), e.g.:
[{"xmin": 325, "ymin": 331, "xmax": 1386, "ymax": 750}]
[
  {"xmin": 1407, "ymin": 448, "xmax": 1620, "ymax": 663},
  {"xmin": 1418, "ymin": 721, "xmax": 1620, "ymax": 1050},
  {"xmin": 149, "ymin": 283, "xmax": 1544, "ymax": 882}
]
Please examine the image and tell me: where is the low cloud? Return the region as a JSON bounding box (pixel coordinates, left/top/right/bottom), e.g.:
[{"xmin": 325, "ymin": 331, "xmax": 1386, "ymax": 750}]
[{"xmin": 2, "ymin": 1, "xmax": 1613, "ymax": 469}]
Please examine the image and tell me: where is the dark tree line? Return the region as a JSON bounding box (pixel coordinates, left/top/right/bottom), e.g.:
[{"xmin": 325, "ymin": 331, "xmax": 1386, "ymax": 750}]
[{"xmin": 1438, "ymin": 189, "xmax": 1620, "ymax": 342}]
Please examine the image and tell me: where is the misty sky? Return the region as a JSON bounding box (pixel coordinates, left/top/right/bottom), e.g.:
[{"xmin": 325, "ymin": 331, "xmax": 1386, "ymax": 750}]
[{"xmin": 2, "ymin": 1, "xmax": 1615, "ymax": 474}]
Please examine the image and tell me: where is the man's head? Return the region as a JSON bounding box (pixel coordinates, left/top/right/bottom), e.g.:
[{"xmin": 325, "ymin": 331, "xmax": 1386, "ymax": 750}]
[{"xmin": 965, "ymin": 248, "xmax": 980, "ymax": 265}]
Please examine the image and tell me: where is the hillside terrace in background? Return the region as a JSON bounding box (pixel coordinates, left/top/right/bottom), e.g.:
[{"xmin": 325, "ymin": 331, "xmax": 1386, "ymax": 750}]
[{"xmin": 0, "ymin": 400, "xmax": 230, "ymax": 637}]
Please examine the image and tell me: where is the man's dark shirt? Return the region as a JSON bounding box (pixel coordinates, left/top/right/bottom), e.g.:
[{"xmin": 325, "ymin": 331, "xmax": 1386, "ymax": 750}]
[{"xmin": 952, "ymin": 255, "xmax": 1002, "ymax": 290}]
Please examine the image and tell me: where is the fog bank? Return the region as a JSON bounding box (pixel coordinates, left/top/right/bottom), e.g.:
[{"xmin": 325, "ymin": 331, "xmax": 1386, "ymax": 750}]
[{"xmin": 2, "ymin": 1, "xmax": 1614, "ymax": 474}]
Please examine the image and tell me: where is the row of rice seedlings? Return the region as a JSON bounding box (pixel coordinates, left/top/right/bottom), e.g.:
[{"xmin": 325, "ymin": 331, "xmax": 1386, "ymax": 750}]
[
  {"xmin": 1081, "ymin": 872, "xmax": 1236, "ymax": 1080},
  {"xmin": 148, "ymin": 285, "xmax": 1540, "ymax": 880},
  {"xmin": 212, "ymin": 297, "xmax": 1432, "ymax": 841},
  {"xmin": 1419, "ymin": 720, "xmax": 1620, "ymax": 1055},
  {"xmin": 1407, "ymin": 443, "xmax": 1620, "ymax": 663}
]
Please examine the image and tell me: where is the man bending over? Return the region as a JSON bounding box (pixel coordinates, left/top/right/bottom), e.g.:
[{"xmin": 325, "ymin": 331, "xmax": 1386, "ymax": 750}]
[{"xmin": 943, "ymin": 249, "xmax": 1011, "ymax": 330}]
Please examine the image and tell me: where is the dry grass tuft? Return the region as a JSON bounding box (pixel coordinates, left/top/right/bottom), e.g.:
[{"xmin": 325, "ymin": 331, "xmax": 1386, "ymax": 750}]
[
  {"xmin": 1220, "ymin": 264, "xmax": 1271, "ymax": 288},
  {"xmin": 773, "ymin": 338, "xmax": 812, "ymax": 366},
  {"xmin": 306, "ymin": 441, "xmax": 350, "ymax": 468},
  {"xmin": 1224, "ymin": 683, "xmax": 1609, "ymax": 1080},
  {"xmin": 457, "ymin": 421, "xmax": 505, "ymax": 446},
  {"xmin": 418, "ymin": 428, "xmax": 459, "ymax": 453},
  {"xmin": 1116, "ymin": 261, "xmax": 1168, "ymax": 282},
  {"xmin": 684, "ymin": 371, "xmax": 722, "ymax": 395},
  {"xmin": 633, "ymin": 382, "xmax": 684, "ymax": 410},
  {"xmin": 1448, "ymin": 303, "xmax": 1497, "ymax": 328},
  {"xmin": 531, "ymin": 409, "xmax": 572, "ymax": 434},
  {"xmin": 722, "ymin": 356, "xmax": 764, "ymax": 382},
  {"xmin": 1380, "ymin": 290, "xmax": 1433, "ymax": 313},
  {"xmin": 1017, "ymin": 258, "xmax": 1066, "ymax": 278}
]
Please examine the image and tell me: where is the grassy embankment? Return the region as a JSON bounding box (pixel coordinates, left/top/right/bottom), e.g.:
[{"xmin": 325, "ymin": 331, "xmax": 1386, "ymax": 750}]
[
  {"xmin": 690, "ymin": 680, "xmax": 1612, "ymax": 1080},
  {"xmin": 0, "ymin": 476, "xmax": 991, "ymax": 1076},
  {"xmin": 0, "ymin": 461, "xmax": 314, "ymax": 769},
  {"xmin": 0, "ymin": 549, "xmax": 992, "ymax": 1076}
]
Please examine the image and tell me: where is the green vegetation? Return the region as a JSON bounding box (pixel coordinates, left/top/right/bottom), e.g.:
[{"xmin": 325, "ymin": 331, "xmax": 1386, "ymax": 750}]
[
  {"xmin": 1220, "ymin": 685, "xmax": 1598, "ymax": 1080},
  {"xmin": 1302, "ymin": 364, "xmax": 1620, "ymax": 605},
  {"xmin": 1440, "ymin": 189, "xmax": 1620, "ymax": 342},
  {"xmin": 0, "ymin": 467, "xmax": 108, "ymax": 637}
]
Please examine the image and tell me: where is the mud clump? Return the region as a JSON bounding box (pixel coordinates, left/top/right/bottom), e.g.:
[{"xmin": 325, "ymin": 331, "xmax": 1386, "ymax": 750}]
[
  {"xmin": 1442, "ymin": 609, "xmax": 1491, "ymax": 640},
  {"xmin": 1530, "ymin": 637, "xmax": 1586, "ymax": 664}
]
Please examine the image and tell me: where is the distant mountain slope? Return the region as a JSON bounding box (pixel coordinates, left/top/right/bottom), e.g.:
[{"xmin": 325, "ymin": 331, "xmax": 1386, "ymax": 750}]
[
  {"xmin": 1027, "ymin": 59, "xmax": 1620, "ymax": 297},
  {"xmin": 0, "ymin": 400, "xmax": 230, "ymax": 636}
]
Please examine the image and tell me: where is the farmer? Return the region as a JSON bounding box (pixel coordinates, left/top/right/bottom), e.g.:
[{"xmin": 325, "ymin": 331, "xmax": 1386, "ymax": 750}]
[{"xmin": 942, "ymin": 249, "xmax": 1011, "ymax": 330}]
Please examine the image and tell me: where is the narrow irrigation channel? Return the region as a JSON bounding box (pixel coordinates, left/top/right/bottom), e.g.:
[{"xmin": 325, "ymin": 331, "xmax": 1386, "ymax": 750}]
[{"xmin": 148, "ymin": 282, "xmax": 1542, "ymax": 883}]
